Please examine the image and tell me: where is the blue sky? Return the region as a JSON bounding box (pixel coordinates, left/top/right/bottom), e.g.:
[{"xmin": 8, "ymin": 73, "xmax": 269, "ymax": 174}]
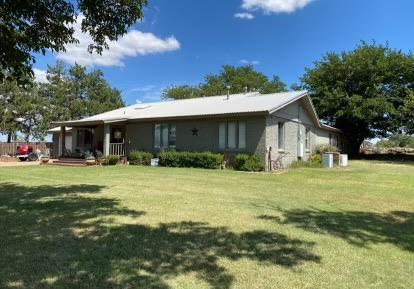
[{"xmin": 33, "ymin": 0, "xmax": 414, "ymax": 105}]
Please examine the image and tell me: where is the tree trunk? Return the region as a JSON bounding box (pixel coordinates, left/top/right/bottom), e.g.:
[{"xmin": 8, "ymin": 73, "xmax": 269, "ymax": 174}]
[
  {"xmin": 7, "ymin": 133, "xmax": 12, "ymax": 143},
  {"xmin": 347, "ymin": 139, "xmax": 363, "ymax": 158}
]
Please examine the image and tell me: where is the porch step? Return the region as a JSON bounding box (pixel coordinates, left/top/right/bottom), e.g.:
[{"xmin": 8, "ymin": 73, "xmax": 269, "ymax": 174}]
[{"xmin": 52, "ymin": 158, "xmax": 87, "ymax": 166}]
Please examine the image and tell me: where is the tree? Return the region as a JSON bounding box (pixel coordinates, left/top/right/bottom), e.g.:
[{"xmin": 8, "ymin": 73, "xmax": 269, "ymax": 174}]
[
  {"xmin": 40, "ymin": 61, "xmax": 125, "ymax": 123},
  {"xmin": 302, "ymin": 42, "xmax": 414, "ymax": 156},
  {"xmin": 402, "ymin": 90, "xmax": 414, "ymax": 133},
  {"xmin": 290, "ymin": 83, "xmax": 303, "ymax": 91},
  {"xmin": 0, "ymin": 0, "xmax": 148, "ymax": 81},
  {"xmin": 0, "ymin": 80, "xmax": 23, "ymax": 142},
  {"xmin": 0, "ymin": 79, "xmax": 48, "ymax": 141},
  {"xmin": 0, "ymin": 61, "xmax": 125, "ymax": 141},
  {"xmin": 163, "ymin": 65, "xmax": 287, "ymax": 99}
]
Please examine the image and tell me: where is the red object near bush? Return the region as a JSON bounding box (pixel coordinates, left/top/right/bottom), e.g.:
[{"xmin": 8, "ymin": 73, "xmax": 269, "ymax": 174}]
[{"xmin": 17, "ymin": 145, "xmax": 33, "ymax": 156}]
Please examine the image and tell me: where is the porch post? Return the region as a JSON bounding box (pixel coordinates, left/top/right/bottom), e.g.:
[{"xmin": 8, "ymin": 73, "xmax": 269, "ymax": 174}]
[
  {"xmin": 71, "ymin": 127, "xmax": 77, "ymax": 152},
  {"xmin": 104, "ymin": 123, "xmax": 110, "ymax": 156},
  {"xmin": 59, "ymin": 126, "xmax": 66, "ymax": 157}
]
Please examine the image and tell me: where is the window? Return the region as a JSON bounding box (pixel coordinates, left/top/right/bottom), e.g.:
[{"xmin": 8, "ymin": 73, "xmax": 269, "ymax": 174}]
[
  {"xmin": 218, "ymin": 121, "xmax": 246, "ymax": 150},
  {"xmin": 154, "ymin": 124, "xmax": 176, "ymax": 149},
  {"xmin": 278, "ymin": 122, "xmax": 285, "ymax": 151},
  {"xmin": 154, "ymin": 124, "xmax": 161, "ymax": 148},
  {"xmin": 219, "ymin": 123, "xmax": 226, "ymax": 149},
  {"xmin": 169, "ymin": 125, "xmax": 176, "ymax": 148},
  {"xmin": 305, "ymin": 128, "xmax": 311, "ymax": 152},
  {"xmin": 238, "ymin": 122, "xmax": 246, "ymax": 149},
  {"xmin": 227, "ymin": 122, "xmax": 237, "ymax": 149}
]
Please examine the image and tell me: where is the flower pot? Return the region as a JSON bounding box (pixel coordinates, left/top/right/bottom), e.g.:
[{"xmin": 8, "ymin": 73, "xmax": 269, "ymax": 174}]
[
  {"xmin": 86, "ymin": 159, "xmax": 96, "ymax": 166},
  {"xmin": 41, "ymin": 157, "xmax": 50, "ymax": 164}
]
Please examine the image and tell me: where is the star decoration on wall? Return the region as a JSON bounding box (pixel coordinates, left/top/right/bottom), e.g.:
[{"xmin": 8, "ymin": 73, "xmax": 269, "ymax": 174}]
[{"xmin": 191, "ymin": 128, "xmax": 199, "ymax": 136}]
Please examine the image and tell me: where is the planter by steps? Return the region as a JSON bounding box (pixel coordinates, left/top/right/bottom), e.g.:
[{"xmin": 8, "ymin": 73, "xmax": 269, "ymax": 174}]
[
  {"xmin": 86, "ymin": 159, "xmax": 96, "ymax": 166},
  {"xmin": 41, "ymin": 157, "xmax": 50, "ymax": 164}
]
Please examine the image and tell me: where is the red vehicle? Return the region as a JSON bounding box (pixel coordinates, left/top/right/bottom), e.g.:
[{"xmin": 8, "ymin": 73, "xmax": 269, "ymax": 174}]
[{"xmin": 17, "ymin": 145, "xmax": 38, "ymax": 161}]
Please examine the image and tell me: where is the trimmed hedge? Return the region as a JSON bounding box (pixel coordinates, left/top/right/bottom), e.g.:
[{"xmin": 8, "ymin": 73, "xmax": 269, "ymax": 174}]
[
  {"xmin": 129, "ymin": 150, "xmax": 153, "ymax": 166},
  {"xmin": 158, "ymin": 151, "xmax": 224, "ymax": 169},
  {"xmin": 105, "ymin": 155, "xmax": 120, "ymax": 166},
  {"xmin": 234, "ymin": 154, "xmax": 264, "ymax": 172}
]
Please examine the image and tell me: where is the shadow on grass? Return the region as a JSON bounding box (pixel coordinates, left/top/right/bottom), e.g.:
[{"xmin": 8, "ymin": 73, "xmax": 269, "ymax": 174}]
[
  {"xmin": 0, "ymin": 182, "xmax": 320, "ymax": 289},
  {"xmin": 259, "ymin": 209, "xmax": 414, "ymax": 252}
]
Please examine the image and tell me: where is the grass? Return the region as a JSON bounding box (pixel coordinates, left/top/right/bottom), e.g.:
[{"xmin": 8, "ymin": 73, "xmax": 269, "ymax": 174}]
[{"xmin": 0, "ymin": 161, "xmax": 413, "ymax": 289}]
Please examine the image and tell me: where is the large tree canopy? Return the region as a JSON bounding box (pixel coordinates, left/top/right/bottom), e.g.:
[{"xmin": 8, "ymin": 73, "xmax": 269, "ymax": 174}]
[
  {"xmin": 163, "ymin": 65, "xmax": 287, "ymax": 99},
  {"xmin": 0, "ymin": 0, "xmax": 148, "ymax": 81},
  {"xmin": 40, "ymin": 61, "xmax": 125, "ymax": 121},
  {"xmin": 302, "ymin": 43, "xmax": 414, "ymax": 156},
  {"xmin": 0, "ymin": 61, "xmax": 125, "ymax": 141}
]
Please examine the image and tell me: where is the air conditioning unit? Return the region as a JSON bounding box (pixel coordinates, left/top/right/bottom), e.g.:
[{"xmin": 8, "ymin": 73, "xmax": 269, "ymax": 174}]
[
  {"xmin": 323, "ymin": 153, "xmax": 334, "ymax": 168},
  {"xmin": 339, "ymin": 154, "xmax": 348, "ymax": 167}
]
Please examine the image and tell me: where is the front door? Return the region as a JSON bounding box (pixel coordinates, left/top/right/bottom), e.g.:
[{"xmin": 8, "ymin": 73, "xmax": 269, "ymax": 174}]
[{"xmin": 76, "ymin": 128, "xmax": 94, "ymax": 152}]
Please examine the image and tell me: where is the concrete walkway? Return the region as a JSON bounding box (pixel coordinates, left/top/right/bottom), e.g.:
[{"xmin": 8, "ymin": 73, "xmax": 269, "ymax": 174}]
[{"xmin": 0, "ymin": 161, "xmax": 40, "ymax": 167}]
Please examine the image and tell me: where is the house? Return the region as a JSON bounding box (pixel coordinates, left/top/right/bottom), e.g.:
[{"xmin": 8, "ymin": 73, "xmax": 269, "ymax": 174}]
[{"xmin": 51, "ymin": 91, "xmax": 345, "ymax": 169}]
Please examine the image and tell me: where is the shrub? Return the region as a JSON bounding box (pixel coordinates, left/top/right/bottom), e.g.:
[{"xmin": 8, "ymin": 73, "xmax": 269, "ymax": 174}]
[
  {"xmin": 313, "ymin": 144, "xmax": 338, "ymax": 155},
  {"xmin": 158, "ymin": 151, "xmax": 223, "ymax": 169},
  {"xmin": 234, "ymin": 154, "xmax": 264, "ymax": 172},
  {"xmin": 234, "ymin": 154, "xmax": 250, "ymax": 171},
  {"xmin": 105, "ymin": 155, "xmax": 120, "ymax": 166},
  {"xmin": 129, "ymin": 150, "xmax": 153, "ymax": 166},
  {"xmin": 309, "ymin": 153, "xmax": 322, "ymax": 164}
]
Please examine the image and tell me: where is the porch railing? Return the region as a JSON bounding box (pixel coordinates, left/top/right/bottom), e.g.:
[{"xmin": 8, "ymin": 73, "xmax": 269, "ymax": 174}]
[{"xmin": 109, "ymin": 143, "xmax": 125, "ymax": 156}]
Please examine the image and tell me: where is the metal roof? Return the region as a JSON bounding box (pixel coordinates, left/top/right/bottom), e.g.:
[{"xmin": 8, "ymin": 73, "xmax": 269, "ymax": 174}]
[
  {"xmin": 55, "ymin": 91, "xmax": 306, "ymax": 123},
  {"xmin": 52, "ymin": 90, "xmax": 341, "ymax": 133}
]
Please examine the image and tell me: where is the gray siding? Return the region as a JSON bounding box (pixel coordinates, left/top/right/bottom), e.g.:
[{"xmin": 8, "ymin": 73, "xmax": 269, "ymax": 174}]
[
  {"xmin": 126, "ymin": 122, "xmax": 154, "ymax": 152},
  {"xmin": 125, "ymin": 116, "xmax": 266, "ymax": 158},
  {"xmin": 265, "ymin": 99, "xmax": 344, "ymax": 168}
]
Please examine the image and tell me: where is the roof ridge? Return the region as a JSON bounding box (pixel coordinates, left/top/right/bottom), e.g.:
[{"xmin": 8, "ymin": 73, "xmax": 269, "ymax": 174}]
[{"xmin": 134, "ymin": 91, "xmax": 260, "ymax": 106}]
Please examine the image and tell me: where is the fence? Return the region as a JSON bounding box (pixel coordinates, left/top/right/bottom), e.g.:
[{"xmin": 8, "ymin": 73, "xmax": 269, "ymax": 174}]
[{"xmin": 0, "ymin": 142, "xmax": 52, "ymax": 157}]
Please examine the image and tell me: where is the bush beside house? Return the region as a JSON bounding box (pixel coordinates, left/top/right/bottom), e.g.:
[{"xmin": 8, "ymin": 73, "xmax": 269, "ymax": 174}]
[
  {"xmin": 129, "ymin": 150, "xmax": 153, "ymax": 166},
  {"xmin": 105, "ymin": 155, "xmax": 120, "ymax": 165},
  {"xmin": 234, "ymin": 154, "xmax": 264, "ymax": 172},
  {"xmin": 158, "ymin": 151, "xmax": 224, "ymax": 169}
]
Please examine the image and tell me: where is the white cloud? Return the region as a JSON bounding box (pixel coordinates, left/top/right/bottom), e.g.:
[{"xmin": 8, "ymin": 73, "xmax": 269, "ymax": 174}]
[
  {"xmin": 239, "ymin": 59, "xmax": 260, "ymax": 65},
  {"xmin": 234, "ymin": 12, "xmax": 255, "ymax": 20},
  {"xmin": 57, "ymin": 16, "xmax": 181, "ymax": 67},
  {"xmin": 33, "ymin": 68, "xmax": 48, "ymax": 83},
  {"xmin": 129, "ymin": 85, "xmax": 157, "ymax": 93},
  {"xmin": 241, "ymin": 0, "xmax": 314, "ymax": 14},
  {"xmin": 127, "ymin": 84, "xmax": 164, "ymax": 103}
]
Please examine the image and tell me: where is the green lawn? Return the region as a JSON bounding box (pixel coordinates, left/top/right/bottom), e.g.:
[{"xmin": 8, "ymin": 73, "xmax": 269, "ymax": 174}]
[{"xmin": 0, "ymin": 161, "xmax": 413, "ymax": 289}]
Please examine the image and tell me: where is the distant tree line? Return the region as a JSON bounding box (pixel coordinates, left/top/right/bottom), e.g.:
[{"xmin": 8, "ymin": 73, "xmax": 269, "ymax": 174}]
[
  {"xmin": 376, "ymin": 134, "xmax": 414, "ymax": 149},
  {"xmin": 162, "ymin": 65, "xmax": 290, "ymax": 99}
]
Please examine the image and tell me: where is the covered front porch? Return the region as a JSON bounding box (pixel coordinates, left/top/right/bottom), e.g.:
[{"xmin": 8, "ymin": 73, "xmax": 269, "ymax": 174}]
[{"xmin": 56, "ymin": 123, "xmax": 127, "ymax": 158}]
